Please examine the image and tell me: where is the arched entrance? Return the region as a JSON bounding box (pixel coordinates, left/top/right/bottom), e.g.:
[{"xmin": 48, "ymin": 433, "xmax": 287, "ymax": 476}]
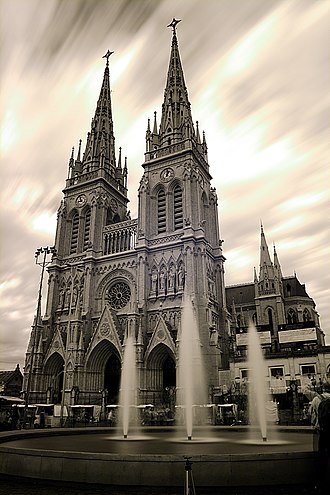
[
  {"xmin": 43, "ymin": 352, "xmax": 65, "ymax": 404},
  {"xmin": 146, "ymin": 344, "xmax": 176, "ymax": 409},
  {"xmin": 85, "ymin": 340, "xmax": 121, "ymax": 405},
  {"xmin": 104, "ymin": 353, "xmax": 121, "ymax": 404}
]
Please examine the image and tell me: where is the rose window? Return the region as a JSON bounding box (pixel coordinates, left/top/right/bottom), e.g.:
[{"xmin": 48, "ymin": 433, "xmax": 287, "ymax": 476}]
[{"xmin": 107, "ymin": 282, "xmax": 131, "ymax": 309}]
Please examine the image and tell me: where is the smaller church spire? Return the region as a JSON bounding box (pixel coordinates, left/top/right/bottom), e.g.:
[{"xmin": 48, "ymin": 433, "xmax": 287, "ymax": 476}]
[
  {"xmin": 118, "ymin": 146, "xmax": 122, "ymax": 170},
  {"xmin": 146, "ymin": 118, "xmax": 151, "ymax": 152},
  {"xmin": 273, "ymin": 243, "xmax": 283, "ymax": 294},
  {"xmin": 68, "ymin": 147, "xmax": 74, "ymax": 179},
  {"xmin": 153, "ymin": 111, "xmax": 158, "ymax": 135},
  {"xmin": 259, "ymin": 223, "xmax": 273, "ymax": 273},
  {"xmin": 196, "ymin": 121, "xmax": 201, "ymax": 144},
  {"xmin": 123, "ymin": 156, "xmax": 128, "ymax": 189},
  {"xmin": 76, "ymin": 139, "xmax": 82, "ymax": 162},
  {"xmin": 202, "ymin": 130, "xmax": 208, "ymax": 159}
]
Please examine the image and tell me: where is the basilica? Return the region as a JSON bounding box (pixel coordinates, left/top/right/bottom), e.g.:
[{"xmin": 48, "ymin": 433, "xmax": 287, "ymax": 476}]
[{"xmin": 23, "ymin": 21, "xmax": 328, "ymax": 416}]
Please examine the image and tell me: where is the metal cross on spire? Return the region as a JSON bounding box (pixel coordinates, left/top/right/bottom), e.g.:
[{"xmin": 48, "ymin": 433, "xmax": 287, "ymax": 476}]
[
  {"xmin": 102, "ymin": 50, "xmax": 114, "ymax": 67},
  {"xmin": 167, "ymin": 18, "xmax": 181, "ymax": 34}
]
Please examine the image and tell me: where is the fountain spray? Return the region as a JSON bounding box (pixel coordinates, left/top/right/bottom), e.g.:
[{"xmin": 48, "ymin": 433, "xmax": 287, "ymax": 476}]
[
  {"xmin": 178, "ymin": 294, "xmax": 207, "ymax": 441},
  {"xmin": 118, "ymin": 335, "xmax": 137, "ymax": 439},
  {"xmin": 247, "ymin": 322, "xmax": 268, "ymax": 442}
]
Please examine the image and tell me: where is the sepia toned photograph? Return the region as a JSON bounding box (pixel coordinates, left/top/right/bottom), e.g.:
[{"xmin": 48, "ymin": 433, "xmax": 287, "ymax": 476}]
[{"xmin": 0, "ymin": 1, "xmax": 329, "ymax": 493}]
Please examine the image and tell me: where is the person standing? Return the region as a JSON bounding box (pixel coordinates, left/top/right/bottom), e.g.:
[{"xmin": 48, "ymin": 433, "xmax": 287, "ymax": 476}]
[{"xmin": 304, "ymin": 381, "xmax": 330, "ymax": 493}]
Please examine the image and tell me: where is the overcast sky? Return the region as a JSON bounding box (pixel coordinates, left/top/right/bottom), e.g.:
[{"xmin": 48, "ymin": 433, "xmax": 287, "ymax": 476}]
[{"xmin": 1, "ymin": 0, "xmax": 329, "ymax": 371}]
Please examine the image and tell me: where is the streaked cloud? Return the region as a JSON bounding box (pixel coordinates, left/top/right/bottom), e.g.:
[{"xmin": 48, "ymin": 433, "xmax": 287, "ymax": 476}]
[{"xmin": 0, "ymin": 0, "xmax": 329, "ymax": 369}]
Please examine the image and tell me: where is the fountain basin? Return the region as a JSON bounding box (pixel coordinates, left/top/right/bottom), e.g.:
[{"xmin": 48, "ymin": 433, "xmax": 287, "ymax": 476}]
[{"xmin": 0, "ymin": 427, "xmax": 316, "ymax": 487}]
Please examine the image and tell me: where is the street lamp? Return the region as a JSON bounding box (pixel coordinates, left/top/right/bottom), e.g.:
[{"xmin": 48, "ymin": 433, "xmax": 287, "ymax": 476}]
[{"xmin": 25, "ymin": 246, "xmax": 56, "ymax": 408}]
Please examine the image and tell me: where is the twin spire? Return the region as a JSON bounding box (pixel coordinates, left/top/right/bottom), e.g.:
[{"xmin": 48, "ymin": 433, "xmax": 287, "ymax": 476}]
[
  {"xmin": 68, "ymin": 19, "xmax": 208, "ymax": 188},
  {"xmin": 145, "ymin": 19, "xmax": 208, "ymax": 161},
  {"xmin": 67, "ymin": 49, "xmax": 127, "ymax": 192},
  {"xmin": 256, "ymin": 223, "xmax": 283, "ymax": 296}
]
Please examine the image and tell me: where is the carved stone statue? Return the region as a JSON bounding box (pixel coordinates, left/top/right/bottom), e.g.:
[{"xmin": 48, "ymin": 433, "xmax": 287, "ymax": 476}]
[{"xmin": 151, "ymin": 271, "xmax": 158, "ymax": 292}]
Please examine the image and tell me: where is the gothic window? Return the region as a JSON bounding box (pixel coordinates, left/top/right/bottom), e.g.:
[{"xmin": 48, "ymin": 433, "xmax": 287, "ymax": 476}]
[
  {"xmin": 157, "ymin": 189, "xmax": 166, "ymax": 233},
  {"xmin": 107, "ymin": 282, "xmax": 131, "ymax": 309},
  {"xmin": 287, "ymin": 308, "xmax": 297, "ymax": 324},
  {"xmin": 268, "ymin": 308, "xmax": 274, "ymax": 335},
  {"xmin": 286, "ymin": 284, "xmax": 291, "ymax": 297},
  {"xmin": 303, "ymin": 308, "xmax": 311, "ymax": 322},
  {"xmin": 70, "ymin": 212, "xmax": 79, "ymax": 254},
  {"xmin": 83, "ymin": 207, "xmax": 91, "ymax": 251},
  {"xmin": 173, "ymin": 185, "xmax": 183, "ymax": 230}
]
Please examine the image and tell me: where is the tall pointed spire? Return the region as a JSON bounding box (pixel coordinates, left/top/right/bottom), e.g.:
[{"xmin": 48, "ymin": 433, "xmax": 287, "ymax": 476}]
[
  {"xmin": 159, "ymin": 19, "xmax": 195, "ymax": 147},
  {"xmin": 259, "ymin": 224, "xmax": 276, "ymax": 294},
  {"xmin": 82, "ymin": 51, "xmax": 116, "ymax": 174},
  {"xmin": 259, "ymin": 223, "xmax": 273, "ymax": 273}
]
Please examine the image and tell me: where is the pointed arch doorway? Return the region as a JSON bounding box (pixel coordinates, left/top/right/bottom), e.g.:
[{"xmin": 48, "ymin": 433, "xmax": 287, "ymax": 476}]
[
  {"xmin": 104, "ymin": 353, "xmax": 121, "ymax": 404},
  {"xmin": 146, "ymin": 344, "xmax": 176, "ymax": 409}
]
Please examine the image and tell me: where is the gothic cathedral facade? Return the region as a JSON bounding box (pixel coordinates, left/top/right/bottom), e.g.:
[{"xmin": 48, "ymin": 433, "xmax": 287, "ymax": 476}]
[{"xmin": 23, "ymin": 24, "xmax": 228, "ymax": 409}]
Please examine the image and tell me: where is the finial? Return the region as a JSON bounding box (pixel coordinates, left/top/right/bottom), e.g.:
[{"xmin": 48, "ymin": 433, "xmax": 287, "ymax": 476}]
[
  {"xmin": 76, "ymin": 139, "xmax": 82, "ymax": 162},
  {"xmin": 260, "ymin": 220, "xmax": 264, "ymax": 234},
  {"xmin": 167, "ymin": 18, "xmax": 181, "ymax": 34},
  {"xmin": 102, "ymin": 50, "xmax": 114, "ymax": 67},
  {"xmin": 118, "ymin": 146, "xmax": 122, "ymax": 168}
]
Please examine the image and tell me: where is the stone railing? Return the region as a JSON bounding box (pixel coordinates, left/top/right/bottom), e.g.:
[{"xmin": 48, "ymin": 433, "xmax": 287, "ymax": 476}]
[
  {"xmin": 66, "ymin": 169, "xmax": 127, "ymax": 195},
  {"xmin": 103, "ymin": 219, "xmax": 138, "ymax": 255}
]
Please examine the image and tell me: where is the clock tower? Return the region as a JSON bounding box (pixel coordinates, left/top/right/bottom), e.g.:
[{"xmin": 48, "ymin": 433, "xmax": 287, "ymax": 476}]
[{"xmin": 23, "ymin": 21, "xmax": 229, "ymax": 411}]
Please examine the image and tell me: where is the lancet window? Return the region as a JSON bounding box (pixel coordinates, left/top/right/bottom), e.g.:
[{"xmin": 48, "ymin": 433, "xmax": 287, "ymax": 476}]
[
  {"xmin": 70, "ymin": 212, "xmax": 79, "ymax": 254},
  {"xmin": 157, "ymin": 188, "xmax": 166, "ymax": 233},
  {"xmin": 173, "ymin": 185, "xmax": 183, "ymax": 230},
  {"xmin": 83, "ymin": 207, "xmax": 91, "ymax": 251}
]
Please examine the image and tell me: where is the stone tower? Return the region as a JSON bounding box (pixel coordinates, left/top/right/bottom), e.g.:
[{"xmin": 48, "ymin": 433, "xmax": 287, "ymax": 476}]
[{"xmin": 23, "ymin": 21, "xmax": 228, "ymax": 410}]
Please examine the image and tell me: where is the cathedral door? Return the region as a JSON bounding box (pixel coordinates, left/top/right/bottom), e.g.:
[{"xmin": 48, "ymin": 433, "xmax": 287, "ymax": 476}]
[
  {"xmin": 163, "ymin": 356, "xmax": 176, "ymax": 409},
  {"xmin": 104, "ymin": 353, "xmax": 121, "ymax": 404}
]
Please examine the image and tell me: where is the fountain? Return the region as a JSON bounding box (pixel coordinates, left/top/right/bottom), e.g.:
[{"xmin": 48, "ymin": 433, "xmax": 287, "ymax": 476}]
[
  {"xmin": 118, "ymin": 335, "xmax": 137, "ymax": 439},
  {"xmin": 177, "ymin": 294, "xmax": 208, "ymax": 441},
  {"xmin": 0, "ymin": 316, "xmax": 315, "ymax": 487},
  {"xmin": 247, "ymin": 322, "xmax": 269, "ymax": 442}
]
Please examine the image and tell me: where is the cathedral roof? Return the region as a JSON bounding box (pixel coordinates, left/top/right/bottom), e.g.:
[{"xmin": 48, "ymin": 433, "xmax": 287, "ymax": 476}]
[
  {"xmin": 282, "ymin": 276, "xmax": 310, "ymax": 298},
  {"xmin": 225, "ymin": 283, "xmax": 255, "ymax": 306}
]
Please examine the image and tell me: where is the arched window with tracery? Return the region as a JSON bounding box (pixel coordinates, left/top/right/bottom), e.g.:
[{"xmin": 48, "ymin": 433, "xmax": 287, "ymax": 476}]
[
  {"xmin": 70, "ymin": 212, "xmax": 79, "ymax": 254},
  {"xmin": 157, "ymin": 189, "xmax": 166, "ymax": 233},
  {"xmin": 83, "ymin": 207, "xmax": 91, "ymax": 251},
  {"xmin": 173, "ymin": 185, "xmax": 183, "ymax": 230},
  {"xmin": 268, "ymin": 308, "xmax": 274, "ymax": 335},
  {"xmin": 303, "ymin": 308, "xmax": 311, "ymax": 322},
  {"xmin": 288, "ymin": 308, "xmax": 297, "ymax": 324}
]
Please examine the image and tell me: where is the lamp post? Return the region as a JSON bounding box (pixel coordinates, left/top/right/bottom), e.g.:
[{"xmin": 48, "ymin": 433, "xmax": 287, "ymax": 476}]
[{"xmin": 25, "ymin": 246, "xmax": 56, "ymax": 408}]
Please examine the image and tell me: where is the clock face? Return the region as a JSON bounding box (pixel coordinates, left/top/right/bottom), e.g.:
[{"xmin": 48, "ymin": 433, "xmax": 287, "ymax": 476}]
[
  {"xmin": 76, "ymin": 194, "xmax": 86, "ymax": 206},
  {"xmin": 161, "ymin": 168, "xmax": 174, "ymax": 182}
]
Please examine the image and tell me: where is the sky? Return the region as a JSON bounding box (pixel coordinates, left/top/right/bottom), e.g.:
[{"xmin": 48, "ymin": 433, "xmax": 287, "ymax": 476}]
[{"xmin": 0, "ymin": 0, "xmax": 329, "ymax": 371}]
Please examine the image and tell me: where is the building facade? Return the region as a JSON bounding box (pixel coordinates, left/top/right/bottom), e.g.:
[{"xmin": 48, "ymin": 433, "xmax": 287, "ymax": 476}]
[
  {"xmin": 23, "ymin": 24, "xmax": 228, "ymax": 410},
  {"xmin": 223, "ymin": 226, "xmax": 329, "ymax": 422},
  {"xmin": 23, "ymin": 23, "xmax": 328, "ymax": 419}
]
